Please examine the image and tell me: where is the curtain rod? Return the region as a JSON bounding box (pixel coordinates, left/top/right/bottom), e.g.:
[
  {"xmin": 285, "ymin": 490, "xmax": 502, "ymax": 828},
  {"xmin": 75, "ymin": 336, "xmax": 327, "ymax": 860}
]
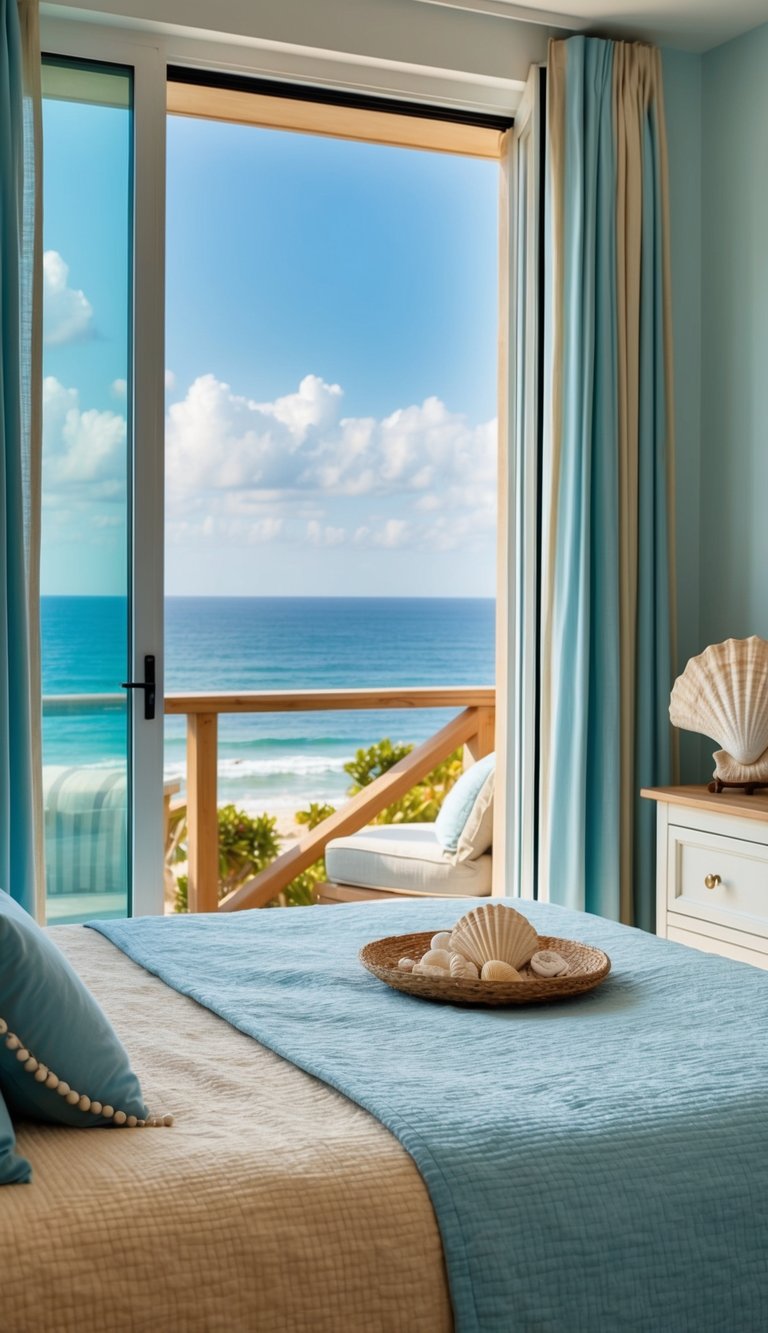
[{"xmin": 166, "ymin": 65, "xmax": 514, "ymax": 133}]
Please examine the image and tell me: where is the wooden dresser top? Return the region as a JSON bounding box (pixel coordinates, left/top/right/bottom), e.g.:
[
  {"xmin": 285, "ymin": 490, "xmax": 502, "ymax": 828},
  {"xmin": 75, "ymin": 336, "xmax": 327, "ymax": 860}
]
[{"xmin": 641, "ymin": 785, "xmax": 768, "ymax": 824}]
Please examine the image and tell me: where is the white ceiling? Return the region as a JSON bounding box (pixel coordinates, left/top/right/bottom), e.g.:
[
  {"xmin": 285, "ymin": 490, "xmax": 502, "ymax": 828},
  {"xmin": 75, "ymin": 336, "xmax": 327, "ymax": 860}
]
[{"xmin": 416, "ymin": 0, "xmax": 768, "ymax": 51}]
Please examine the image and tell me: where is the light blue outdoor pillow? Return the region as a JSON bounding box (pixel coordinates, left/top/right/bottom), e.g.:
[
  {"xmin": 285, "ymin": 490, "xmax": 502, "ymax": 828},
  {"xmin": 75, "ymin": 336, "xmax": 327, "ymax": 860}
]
[
  {"xmin": 0, "ymin": 1089, "xmax": 31, "ymax": 1185},
  {"xmin": 0, "ymin": 889, "xmax": 148, "ymax": 1128},
  {"xmin": 434, "ymin": 752, "xmax": 495, "ymax": 853}
]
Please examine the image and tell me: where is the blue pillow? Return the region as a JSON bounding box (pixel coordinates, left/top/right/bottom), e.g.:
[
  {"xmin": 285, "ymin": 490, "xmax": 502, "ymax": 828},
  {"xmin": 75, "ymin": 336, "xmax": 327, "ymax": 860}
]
[
  {"xmin": 435, "ymin": 753, "xmax": 495, "ymax": 853},
  {"xmin": 0, "ymin": 889, "xmax": 148, "ymax": 1128},
  {"xmin": 0, "ymin": 1089, "xmax": 31, "ymax": 1185}
]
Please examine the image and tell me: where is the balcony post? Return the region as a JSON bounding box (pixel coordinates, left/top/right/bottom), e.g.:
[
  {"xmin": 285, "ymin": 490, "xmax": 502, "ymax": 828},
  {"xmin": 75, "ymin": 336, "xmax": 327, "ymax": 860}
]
[
  {"xmin": 464, "ymin": 704, "xmax": 495, "ymax": 766},
  {"xmin": 186, "ymin": 712, "xmax": 219, "ymax": 912}
]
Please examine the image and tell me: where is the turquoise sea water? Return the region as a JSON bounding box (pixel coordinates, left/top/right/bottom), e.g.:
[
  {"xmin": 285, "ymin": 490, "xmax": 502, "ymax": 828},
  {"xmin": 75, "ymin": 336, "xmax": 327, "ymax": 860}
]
[{"xmin": 41, "ymin": 596, "xmax": 495, "ymax": 815}]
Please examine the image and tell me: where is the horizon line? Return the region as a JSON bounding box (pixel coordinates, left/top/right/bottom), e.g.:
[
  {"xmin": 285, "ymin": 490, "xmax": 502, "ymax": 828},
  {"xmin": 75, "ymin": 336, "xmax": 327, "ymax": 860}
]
[{"xmin": 41, "ymin": 592, "xmax": 497, "ymax": 601}]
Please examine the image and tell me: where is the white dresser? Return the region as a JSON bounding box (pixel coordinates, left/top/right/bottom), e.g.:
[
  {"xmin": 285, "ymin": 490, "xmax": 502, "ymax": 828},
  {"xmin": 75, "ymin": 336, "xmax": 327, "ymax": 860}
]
[{"xmin": 643, "ymin": 786, "xmax": 768, "ymax": 969}]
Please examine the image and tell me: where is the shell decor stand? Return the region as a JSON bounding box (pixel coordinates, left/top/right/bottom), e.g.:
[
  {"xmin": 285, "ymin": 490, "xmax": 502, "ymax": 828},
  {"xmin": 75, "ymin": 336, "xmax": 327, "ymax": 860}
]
[{"xmin": 708, "ymin": 777, "xmax": 768, "ymax": 795}]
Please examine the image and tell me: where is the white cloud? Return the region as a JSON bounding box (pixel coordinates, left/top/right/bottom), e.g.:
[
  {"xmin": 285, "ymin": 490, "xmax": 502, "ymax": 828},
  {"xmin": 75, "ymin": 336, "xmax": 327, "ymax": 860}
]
[
  {"xmin": 166, "ymin": 513, "xmax": 284, "ymax": 546},
  {"xmin": 111, "ymin": 378, "xmax": 127, "ymax": 400},
  {"xmin": 319, "ymin": 396, "xmax": 495, "ymax": 500},
  {"xmin": 307, "ymin": 520, "xmax": 346, "ymax": 546},
  {"xmin": 249, "ymin": 517, "xmax": 284, "ymax": 543},
  {"xmin": 165, "ymin": 373, "xmax": 348, "ymax": 504},
  {"xmin": 43, "ymin": 251, "xmax": 94, "ymax": 346},
  {"xmin": 43, "ymin": 377, "xmax": 126, "ymax": 494},
  {"xmin": 165, "ymin": 369, "xmax": 177, "ymax": 391},
  {"xmin": 166, "ymin": 373, "xmax": 495, "ymax": 501},
  {"xmin": 39, "ymin": 367, "xmax": 495, "ymax": 562},
  {"xmin": 164, "ymin": 370, "xmax": 496, "ymax": 554},
  {"xmin": 258, "ymin": 374, "xmax": 343, "ymax": 440},
  {"xmin": 374, "ymin": 518, "xmax": 411, "ymax": 548}
]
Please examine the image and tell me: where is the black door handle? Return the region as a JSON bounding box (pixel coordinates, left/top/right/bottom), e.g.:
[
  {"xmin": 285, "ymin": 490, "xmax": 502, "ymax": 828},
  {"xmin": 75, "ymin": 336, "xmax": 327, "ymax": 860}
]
[{"xmin": 121, "ymin": 654, "xmax": 156, "ymax": 720}]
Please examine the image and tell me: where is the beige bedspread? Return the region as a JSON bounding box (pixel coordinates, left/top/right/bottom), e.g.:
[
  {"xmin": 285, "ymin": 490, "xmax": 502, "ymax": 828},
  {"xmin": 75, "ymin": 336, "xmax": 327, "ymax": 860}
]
[{"xmin": 4, "ymin": 926, "xmax": 452, "ymax": 1333}]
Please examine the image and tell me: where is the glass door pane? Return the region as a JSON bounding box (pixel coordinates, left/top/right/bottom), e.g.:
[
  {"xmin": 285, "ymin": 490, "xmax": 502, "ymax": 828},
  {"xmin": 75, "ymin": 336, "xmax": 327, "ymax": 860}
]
[{"xmin": 41, "ymin": 59, "xmax": 133, "ymax": 924}]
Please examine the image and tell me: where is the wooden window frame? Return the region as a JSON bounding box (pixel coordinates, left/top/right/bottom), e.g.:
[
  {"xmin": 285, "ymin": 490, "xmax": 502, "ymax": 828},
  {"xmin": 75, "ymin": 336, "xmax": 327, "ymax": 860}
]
[{"xmin": 166, "ymin": 75, "xmax": 506, "ymax": 161}]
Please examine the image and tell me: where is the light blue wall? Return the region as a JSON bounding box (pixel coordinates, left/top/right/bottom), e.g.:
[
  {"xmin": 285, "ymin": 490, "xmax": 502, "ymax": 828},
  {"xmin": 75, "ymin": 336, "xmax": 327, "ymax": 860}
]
[
  {"xmin": 662, "ymin": 47, "xmax": 703, "ymax": 779},
  {"xmin": 700, "ymin": 22, "xmax": 768, "ymax": 646},
  {"xmin": 662, "ymin": 29, "xmax": 768, "ymax": 781}
]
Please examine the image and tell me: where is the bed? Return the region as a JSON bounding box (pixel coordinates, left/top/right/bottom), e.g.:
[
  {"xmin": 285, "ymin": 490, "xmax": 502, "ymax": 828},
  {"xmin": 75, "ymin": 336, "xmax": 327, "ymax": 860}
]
[
  {"xmin": 4, "ymin": 925, "xmax": 452, "ymax": 1333},
  {"xmin": 5, "ymin": 898, "xmax": 768, "ymax": 1333}
]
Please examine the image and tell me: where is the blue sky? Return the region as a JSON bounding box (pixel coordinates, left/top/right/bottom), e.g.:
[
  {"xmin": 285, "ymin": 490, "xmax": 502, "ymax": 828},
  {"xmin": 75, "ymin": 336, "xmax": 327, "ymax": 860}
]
[
  {"xmin": 166, "ymin": 118, "xmax": 497, "ymax": 424},
  {"xmin": 41, "ymin": 83, "xmax": 131, "ymax": 599},
  {"xmin": 41, "ymin": 92, "xmax": 499, "ymax": 597}
]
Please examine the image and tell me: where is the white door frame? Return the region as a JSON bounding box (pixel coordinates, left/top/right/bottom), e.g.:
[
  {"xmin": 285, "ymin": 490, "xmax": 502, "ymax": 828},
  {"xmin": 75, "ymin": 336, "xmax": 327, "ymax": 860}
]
[
  {"xmin": 41, "ymin": 21, "xmax": 167, "ymax": 915},
  {"xmin": 42, "ymin": 12, "xmax": 530, "ymax": 915},
  {"xmin": 494, "ymin": 65, "xmax": 544, "ymax": 900}
]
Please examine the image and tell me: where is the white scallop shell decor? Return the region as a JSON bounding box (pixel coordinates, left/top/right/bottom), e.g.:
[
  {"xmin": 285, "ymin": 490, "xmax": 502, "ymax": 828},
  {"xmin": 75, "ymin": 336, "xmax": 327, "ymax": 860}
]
[
  {"xmin": 449, "ymin": 903, "xmax": 538, "ymax": 972},
  {"xmin": 669, "ymin": 636, "xmax": 768, "ymax": 786}
]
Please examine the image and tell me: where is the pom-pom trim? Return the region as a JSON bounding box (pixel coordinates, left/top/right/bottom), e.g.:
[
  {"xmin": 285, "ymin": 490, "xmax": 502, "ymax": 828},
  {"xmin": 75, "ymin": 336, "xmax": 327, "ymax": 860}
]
[{"xmin": 0, "ymin": 1015, "xmax": 173, "ymax": 1127}]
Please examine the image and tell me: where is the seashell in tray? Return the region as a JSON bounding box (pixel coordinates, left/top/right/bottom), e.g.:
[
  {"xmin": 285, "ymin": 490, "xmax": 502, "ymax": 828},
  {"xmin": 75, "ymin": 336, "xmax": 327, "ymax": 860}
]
[
  {"xmin": 413, "ymin": 961, "xmax": 449, "ymax": 977},
  {"xmin": 449, "ymin": 903, "xmax": 538, "ymax": 971},
  {"xmin": 530, "ymin": 949, "xmax": 569, "ymax": 978},
  {"xmin": 481, "ymin": 960, "xmax": 522, "ymax": 982},
  {"xmin": 669, "ymin": 636, "xmax": 768, "ymax": 766},
  {"xmin": 421, "ymin": 948, "xmax": 452, "ymax": 971},
  {"xmin": 449, "ymin": 953, "xmax": 479, "ymax": 980},
  {"xmin": 430, "ymin": 932, "xmax": 453, "ymax": 952}
]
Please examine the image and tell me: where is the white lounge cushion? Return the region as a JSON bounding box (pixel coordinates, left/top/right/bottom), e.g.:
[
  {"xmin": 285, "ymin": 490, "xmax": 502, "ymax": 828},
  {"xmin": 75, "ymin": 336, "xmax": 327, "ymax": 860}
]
[
  {"xmin": 457, "ymin": 769, "xmax": 494, "ymax": 862},
  {"xmin": 435, "ymin": 753, "xmax": 494, "ymax": 853},
  {"xmin": 325, "ymin": 823, "xmax": 492, "ymax": 897}
]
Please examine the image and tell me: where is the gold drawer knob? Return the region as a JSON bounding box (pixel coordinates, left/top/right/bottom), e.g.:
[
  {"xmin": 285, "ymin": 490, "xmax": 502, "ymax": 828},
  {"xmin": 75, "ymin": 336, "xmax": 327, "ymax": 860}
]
[{"xmin": 704, "ymin": 873, "xmax": 721, "ymax": 890}]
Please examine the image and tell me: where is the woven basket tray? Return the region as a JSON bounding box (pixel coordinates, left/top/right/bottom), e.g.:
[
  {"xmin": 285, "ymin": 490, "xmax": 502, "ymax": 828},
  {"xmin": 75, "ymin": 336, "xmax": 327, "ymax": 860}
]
[{"xmin": 359, "ymin": 931, "xmax": 611, "ymax": 1006}]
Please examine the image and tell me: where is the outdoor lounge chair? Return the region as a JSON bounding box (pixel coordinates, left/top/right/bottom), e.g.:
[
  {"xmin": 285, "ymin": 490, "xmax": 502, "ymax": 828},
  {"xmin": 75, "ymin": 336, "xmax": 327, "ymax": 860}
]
[{"xmin": 318, "ymin": 758, "xmax": 495, "ymax": 902}]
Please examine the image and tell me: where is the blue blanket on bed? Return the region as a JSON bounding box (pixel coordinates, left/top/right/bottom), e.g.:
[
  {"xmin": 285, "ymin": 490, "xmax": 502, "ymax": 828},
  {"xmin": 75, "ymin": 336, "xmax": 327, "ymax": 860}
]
[{"xmin": 91, "ymin": 899, "xmax": 768, "ymax": 1332}]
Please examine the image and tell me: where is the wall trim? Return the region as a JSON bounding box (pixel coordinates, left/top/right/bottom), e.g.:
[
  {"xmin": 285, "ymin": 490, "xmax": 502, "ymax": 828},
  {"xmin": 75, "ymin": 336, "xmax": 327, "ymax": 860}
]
[
  {"xmin": 414, "ymin": 0, "xmax": 585, "ymax": 29},
  {"xmin": 40, "ymin": 8, "xmax": 528, "ymax": 116}
]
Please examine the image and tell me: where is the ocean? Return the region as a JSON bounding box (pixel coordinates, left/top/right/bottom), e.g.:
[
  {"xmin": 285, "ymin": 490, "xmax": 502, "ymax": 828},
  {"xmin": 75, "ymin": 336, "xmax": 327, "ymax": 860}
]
[{"xmin": 41, "ymin": 596, "xmax": 495, "ymax": 816}]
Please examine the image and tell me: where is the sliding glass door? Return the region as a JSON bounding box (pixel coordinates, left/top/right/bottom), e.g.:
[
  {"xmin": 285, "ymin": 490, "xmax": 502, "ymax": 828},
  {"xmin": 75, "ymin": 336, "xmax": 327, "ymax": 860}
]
[{"xmin": 41, "ymin": 56, "xmax": 164, "ymax": 922}]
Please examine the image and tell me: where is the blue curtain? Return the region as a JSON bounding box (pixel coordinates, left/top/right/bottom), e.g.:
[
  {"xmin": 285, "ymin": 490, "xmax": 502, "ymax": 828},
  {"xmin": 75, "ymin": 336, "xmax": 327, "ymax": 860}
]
[
  {"xmin": 0, "ymin": 0, "xmax": 41, "ymax": 914},
  {"xmin": 539, "ymin": 36, "xmax": 674, "ymax": 928}
]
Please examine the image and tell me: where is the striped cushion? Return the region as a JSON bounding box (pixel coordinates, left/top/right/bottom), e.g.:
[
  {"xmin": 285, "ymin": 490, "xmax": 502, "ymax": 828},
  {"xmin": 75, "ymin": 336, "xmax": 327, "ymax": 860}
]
[{"xmin": 42, "ymin": 767, "xmax": 127, "ymax": 897}]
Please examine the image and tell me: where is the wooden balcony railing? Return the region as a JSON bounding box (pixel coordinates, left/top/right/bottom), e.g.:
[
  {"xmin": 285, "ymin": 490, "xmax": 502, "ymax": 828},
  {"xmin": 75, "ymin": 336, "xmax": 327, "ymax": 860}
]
[{"xmin": 164, "ymin": 688, "xmax": 496, "ymax": 912}]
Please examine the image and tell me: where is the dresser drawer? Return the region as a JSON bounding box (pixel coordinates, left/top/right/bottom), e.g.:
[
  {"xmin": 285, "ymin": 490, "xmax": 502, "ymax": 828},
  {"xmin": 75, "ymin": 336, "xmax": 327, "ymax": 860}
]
[
  {"xmin": 667, "ymin": 920, "xmax": 768, "ymax": 969},
  {"xmin": 667, "ymin": 823, "xmax": 768, "ymax": 938}
]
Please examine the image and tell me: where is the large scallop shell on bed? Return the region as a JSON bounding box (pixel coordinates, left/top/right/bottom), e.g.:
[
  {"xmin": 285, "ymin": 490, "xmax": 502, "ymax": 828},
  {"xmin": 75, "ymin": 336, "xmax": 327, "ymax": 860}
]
[
  {"xmin": 669, "ymin": 636, "xmax": 768, "ymax": 765},
  {"xmin": 449, "ymin": 903, "xmax": 538, "ymax": 972}
]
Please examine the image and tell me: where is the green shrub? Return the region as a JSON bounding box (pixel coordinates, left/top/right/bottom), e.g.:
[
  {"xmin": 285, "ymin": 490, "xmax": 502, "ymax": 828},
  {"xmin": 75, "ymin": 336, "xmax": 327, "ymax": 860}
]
[
  {"xmin": 173, "ymin": 804, "xmax": 280, "ymax": 912},
  {"xmin": 343, "ymin": 739, "xmax": 464, "ymax": 825},
  {"xmin": 295, "ymin": 801, "xmax": 336, "ymax": 831},
  {"xmin": 343, "ymin": 738, "xmax": 412, "ymax": 789},
  {"xmin": 275, "ymin": 860, "xmax": 326, "ymax": 908}
]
